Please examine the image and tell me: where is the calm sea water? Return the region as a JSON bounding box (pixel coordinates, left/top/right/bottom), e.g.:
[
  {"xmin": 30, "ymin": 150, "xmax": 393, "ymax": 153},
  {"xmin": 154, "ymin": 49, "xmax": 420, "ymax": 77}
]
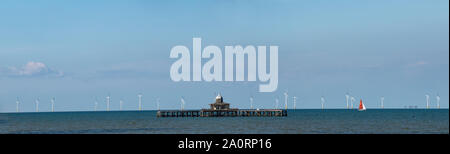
[{"xmin": 0, "ymin": 109, "xmax": 448, "ymax": 134}]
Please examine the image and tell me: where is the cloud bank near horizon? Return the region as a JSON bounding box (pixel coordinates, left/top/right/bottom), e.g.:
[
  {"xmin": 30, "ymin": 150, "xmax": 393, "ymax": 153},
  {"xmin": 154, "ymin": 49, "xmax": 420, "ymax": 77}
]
[{"xmin": 0, "ymin": 61, "xmax": 64, "ymax": 78}]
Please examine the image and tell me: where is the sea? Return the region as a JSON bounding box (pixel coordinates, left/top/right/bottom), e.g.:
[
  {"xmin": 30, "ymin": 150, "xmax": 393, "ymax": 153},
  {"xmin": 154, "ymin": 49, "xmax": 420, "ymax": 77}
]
[{"xmin": 0, "ymin": 109, "xmax": 448, "ymax": 134}]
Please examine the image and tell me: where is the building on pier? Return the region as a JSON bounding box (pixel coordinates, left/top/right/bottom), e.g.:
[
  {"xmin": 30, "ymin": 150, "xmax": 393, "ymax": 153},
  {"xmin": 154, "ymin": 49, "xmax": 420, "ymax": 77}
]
[{"xmin": 209, "ymin": 94, "xmax": 230, "ymax": 110}]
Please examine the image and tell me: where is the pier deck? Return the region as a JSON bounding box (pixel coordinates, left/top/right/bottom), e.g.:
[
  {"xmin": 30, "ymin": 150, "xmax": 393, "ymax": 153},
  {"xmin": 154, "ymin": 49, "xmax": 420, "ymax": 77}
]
[{"xmin": 156, "ymin": 109, "xmax": 287, "ymax": 117}]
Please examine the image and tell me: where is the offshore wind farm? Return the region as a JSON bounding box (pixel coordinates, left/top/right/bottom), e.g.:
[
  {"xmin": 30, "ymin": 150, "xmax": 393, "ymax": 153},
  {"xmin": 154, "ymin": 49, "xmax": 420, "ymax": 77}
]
[{"xmin": 3, "ymin": 91, "xmax": 448, "ymax": 112}]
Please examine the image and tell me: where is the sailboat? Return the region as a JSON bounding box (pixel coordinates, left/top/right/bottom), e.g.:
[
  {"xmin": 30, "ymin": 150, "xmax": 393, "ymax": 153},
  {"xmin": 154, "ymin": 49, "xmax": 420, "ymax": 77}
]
[{"xmin": 358, "ymin": 99, "xmax": 366, "ymax": 111}]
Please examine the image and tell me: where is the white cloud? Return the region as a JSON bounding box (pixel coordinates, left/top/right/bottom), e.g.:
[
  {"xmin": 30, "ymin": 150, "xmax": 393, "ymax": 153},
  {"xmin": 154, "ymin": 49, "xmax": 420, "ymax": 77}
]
[{"xmin": 0, "ymin": 61, "xmax": 64, "ymax": 78}]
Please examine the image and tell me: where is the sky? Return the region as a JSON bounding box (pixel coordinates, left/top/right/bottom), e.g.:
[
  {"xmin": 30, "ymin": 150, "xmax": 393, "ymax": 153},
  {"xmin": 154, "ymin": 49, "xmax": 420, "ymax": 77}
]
[{"xmin": 0, "ymin": 0, "xmax": 448, "ymax": 112}]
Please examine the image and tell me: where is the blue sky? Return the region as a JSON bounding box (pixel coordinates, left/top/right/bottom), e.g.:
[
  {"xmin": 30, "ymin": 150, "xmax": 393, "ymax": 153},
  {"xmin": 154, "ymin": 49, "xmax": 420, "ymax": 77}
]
[{"xmin": 0, "ymin": 0, "xmax": 448, "ymax": 112}]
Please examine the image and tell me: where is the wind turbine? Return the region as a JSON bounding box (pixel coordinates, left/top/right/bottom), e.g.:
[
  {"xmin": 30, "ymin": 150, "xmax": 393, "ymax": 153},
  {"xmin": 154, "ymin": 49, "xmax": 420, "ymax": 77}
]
[
  {"xmin": 181, "ymin": 97, "xmax": 185, "ymax": 110},
  {"xmin": 284, "ymin": 91, "xmax": 288, "ymax": 110},
  {"xmin": 35, "ymin": 98, "xmax": 40, "ymax": 112},
  {"xmin": 345, "ymin": 93, "xmax": 350, "ymax": 109},
  {"xmin": 94, "ymin": 99, "xmax": 98, "ymax": 111},
  {"xmin": 138, "ymin": 93, "xmax": 143, "ymax": 111},
  {"xmin": 275, "ymin": 97, "xmax": 279, "ymax": 109},
  {"xmin": 51, "ymin": 97, "xmax": 55, "ymax": 112},
  {"xmin": 106, "ymin": 94, "xmax": 111, "ymax": 111},
  {"xmin": 16, "ymin": 97, "xmax": 20, "ymax": 112},
  {"xmin": 425, "ymin": 94, "xmax": 430, "ymax": 109},
  {"xmin": 250, "ymin": 96, "xmax": 254, "ymax": 109},
  {"xmin": 293, "ymin": 96, "xmax": 297, "ymax": 110},
  {"xmin": 350, "ymin": 96, "xmax": 355, "ymax": 109},
  {"xmin": 119, "ymin": 99, "xmax": 123, "ymax": 111},
  {"xmin": 380, "ymin": 96, "xmax": 384, "ymax": 109},
  {"xmin": 321, "ymin": 96, "xmax": 325, "ymax": 109},
  {"xmin": 156, "ymin": 98, "xmax": 160, "ymax": 110},
  {"xmin": 436, "ymin": 94, "xmax": 440, "ymax": 109}
]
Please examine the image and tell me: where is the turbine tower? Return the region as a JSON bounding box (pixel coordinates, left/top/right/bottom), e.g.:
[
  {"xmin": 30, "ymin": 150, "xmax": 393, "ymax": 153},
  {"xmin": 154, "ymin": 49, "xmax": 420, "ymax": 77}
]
[
  {"xmin": 284, "ymin": 91, "xmax": 288, "ymax": 110},
  {"xmin": 275, "ymin": 98, "xmax": 279, "ymax": 109},
  {"xmin": 250, "ymin": 96, "xmax": 254, "ymax": 109},
  {"xmin": 106, "ymin": 95, "xmax": 111, "ymax": 111},
  {"xmin": 321, "ymin": 96, "xmax": 325, "ymax": 109},
  {"xmin": 16, "ymin": 97, "xmax": 20, "ymax": 112},
  {"xmin": 94, "ymin": 100, "xmax": 98, "ymax": 111},
  {"xmin": 181, "ymin": 97, "xmax": 185, "ymax": 110},
  {"xmin": 51, "ymin": 97, "xmax": 55, "ymax": 112},
  {"xmin": 119, "ymin": 100, "xmax": 123, "ymax": 111},
  {"xmin": 35, "ymin": 98, "xmax": 40, "ymax": 112},
  {"xmin": 156, "ymin": 98, "xmax": 160, "ymax": 110},
  {"xmin": 425, "ymin": 94, "xmax": 430, "ymax": 109},
  {"xmin": 350, "ymin": 96, "xmax": 355, "ymax": 109},
  {"xmin": 380, "ymin": 96, "xmax": 384, "ymax": 109},
  {"xmin": 436, "ymin": 94, "xmax": 440, "ymax": 109},
  {"xmin": 345, "ymin": 93, "xmax": 350, "ymax": 109},
  {"xmin": 138, "ymin": 93, "xmax": 143, "ymax": 111},
  {"xmin": 293, "ymin": 96, "xmax": 297, "ymax": 110}
]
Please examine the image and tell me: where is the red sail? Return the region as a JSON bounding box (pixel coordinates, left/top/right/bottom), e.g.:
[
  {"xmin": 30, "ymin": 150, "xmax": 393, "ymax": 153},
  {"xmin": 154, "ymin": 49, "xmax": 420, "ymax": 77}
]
[{"xmin": 359, "ymin": 100, "xmax": 363, "ymax": 110}]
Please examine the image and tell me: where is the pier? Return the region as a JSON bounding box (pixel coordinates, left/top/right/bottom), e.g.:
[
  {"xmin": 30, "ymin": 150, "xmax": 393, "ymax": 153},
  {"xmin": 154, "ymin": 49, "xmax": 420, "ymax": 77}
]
[
  {"xmin": 157, "ymin": 109, "xmax": 287, "ymax": 117},
  {"xmin": 156, "ymin": 94, "xmax": 287, "ymax": 117}
]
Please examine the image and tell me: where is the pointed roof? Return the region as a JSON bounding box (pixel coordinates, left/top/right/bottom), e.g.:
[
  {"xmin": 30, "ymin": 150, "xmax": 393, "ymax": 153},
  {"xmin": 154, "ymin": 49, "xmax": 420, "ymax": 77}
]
[{"xmin": 216, "ymin": 93, "xmax": 222, "ymax": 100}]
